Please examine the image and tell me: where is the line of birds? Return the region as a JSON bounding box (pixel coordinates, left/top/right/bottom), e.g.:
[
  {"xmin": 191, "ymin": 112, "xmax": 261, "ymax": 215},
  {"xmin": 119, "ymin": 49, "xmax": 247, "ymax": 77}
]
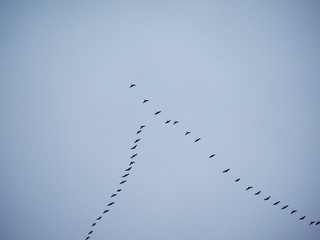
[{"xmin": 129, "ymin": 83, "xmax": 320, "ymax": 227}]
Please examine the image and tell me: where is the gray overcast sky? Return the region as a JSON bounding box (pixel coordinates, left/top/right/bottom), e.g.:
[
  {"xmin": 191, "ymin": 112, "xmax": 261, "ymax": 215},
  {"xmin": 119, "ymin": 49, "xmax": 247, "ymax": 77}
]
[{"xmin": 1, "ymin": 1, "xmax": 320, "ymax": 239}]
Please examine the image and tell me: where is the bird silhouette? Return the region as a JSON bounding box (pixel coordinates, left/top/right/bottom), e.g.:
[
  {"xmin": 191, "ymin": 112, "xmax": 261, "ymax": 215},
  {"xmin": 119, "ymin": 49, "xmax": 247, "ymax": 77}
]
[
  {"xmin": 185, "ymin": 131, "xmax": 191, "ymax": 135},
  {"xmin": 264, "ymin": 196, "xmax": 270, "ymax": 200},
  {"xmin": 130, "ymin": 154, "xmax": 137, "ymax": 158},
  {"xmin": 254, "ymin": 191, "xmax": 261, "ymax": 195},
  {"xmin": 125, "ymin": 167, "xmax": 132, "ymax": 171},
  {"xmin": 107, "ymin": 202, "xmax": 115, "ymax": 206},
  {"xmin": 143, "ymin": 99, "xmax": 149, "ymax": 103},
  {"xmin": 88, "ymin": 230, "xmax": 93, "ymax": 235},
  {"xmin": 291, "ymin": 210, "xmax": 297, "ymax": 214},
  {"xmin": 316, "ymin": 221, "xmax": 320, "ymax": 225},
  {"xmin": 120, "ymin": 180, "xmax": 126, "ymax": 184},
  {"xmin": 310, "ymin": 221, "xmax": 315, "ymax": 225},
  {"xmin": 131, "ymin": 145, "xmax": 137, "ymax": 150},
  {"xmin": 129, "ymin": 161, "xmax": 135, "ymax": 166},
  {"xmin": 246, "ymin": 186, "xmax": 253, "ymax": 191},
  {"xmin": 281, "ymin": 205, "xmax": 289, "ymax": 210},
  {"xmin": 134, "ymin": 139, "xmax": 140, "ymax": 143},
  {"xmin": 194, "ymin": 138, "xmax": 201, "ymax": 142},
  {"xmin": 273, "ymin": 201, "xmax": 280, "ymax": 205},
  {"xmin": 154, "ymin": 111, "xmax": 161, "ymax": 115},
  {"xmin": 130, "ymin": 84, "xmax": 136, "ymax": 88},
  {"xmin": 111, "ymin": 194, "xmax": 117, "ymax": 197},
  {"xmin": 122, "ymin": 173, "xmax": 129, "ymax": 178},
  {"xmin": 299, "ymin": 216, "xmax": 306, "ymax": 220},
  {"xmin": 92, "ymin": 223, "xmax": 96, "ymax": 227},
  {"xmin": 235, "ymin": 178, "xmax": 240, "ymax": 182},
  {"xmin": 140, "ymin": 125, "xmax": 145, "ymax": 129},
  {"xmin": 96, "ymin": 216, "xmax": 102, "ymax": 220},
  {"xmin": 165, "ymin": 120, "xmax": 171, "ymax": 124},
  {"xmin": 209, "ymin": 154, "xmax": 215, "ymax": 158},
  {"xmin": 117, "ymin": 189, "xmax": 122, "ymax": 192},
  {"xmin": 103, "ymin": 210, "xmax": 109, "ymax": 213},
  {"xmin": 222, "ymin": 168, "xmax": 230, "ymax": 173},
  {"xmin": 173, "ymin": 121, "xmax": 179, "ymax": 125},
  {"xmin": 136, "ymin": 130, "xmax": 142, "ymax": 134}
]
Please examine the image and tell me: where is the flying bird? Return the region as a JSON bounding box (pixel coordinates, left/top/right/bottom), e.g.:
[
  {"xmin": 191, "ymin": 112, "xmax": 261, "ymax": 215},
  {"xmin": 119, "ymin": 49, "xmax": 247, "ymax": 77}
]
[
  {"xmin": 140, "ymin": 125, "xmax": 145, "ymax": 129},
  {"xmin": 131, "ymin": 145, "xmax": 137, "ymax": 150},
  {"xmin": 96, "ymin": 216, "xmax": 102, "ymax": 220},
  {"xmin": 235, "ymin": 178, "xmax": 240, "ymax": 182},
  {"xmin": 310, "ymin": 221, "xmax": 315, "ymax": 225},
  {"xmin": 254, "ymin": 191, "xmax": 261, "ymax": 195},
  {"xmin": 92, "ymin": 223, "xmax": 96, "ymax": 227},
  {"xmin": 281, "ymin": 205, "xmax": 289, "ymax": 210},
  {"xmin": 173, "ymin": 121, "xmax": 179, "ymax": 125},
  {"xmin": 246, "ymin": 186, "xmax": 253, "ymax": 191},
  {"xmin": 194, "ymin": 138, "xmax": 201, "ymax": 142},
  {"xmin": 222, "ymin": 168, "xmax": 230, "ymax": 173},
  {"xmin": 120, "ymin": 180, "xmax": 126, "ymax": 184},
  {"xmin": 130, "ymin": 84, "xmax": 136, "ymax": 88},
  {"xmin": 122, "ymin": 173, "xmax": 129, "ymax": 178},
  {"xmin": 209, "ymin": 154, "xmax": 215, "ymax": 158},
  {"xmin": 111, "ymin": 194, "xmax": 117, "ymax": 197},
  {"xmin": 134, "ymin": 139, "xmax": 140, "ymax": 143},
  {"xmin": 117, "ymin": 189, "xmax": 122, "ymax": 192},
  {"xmin": 103, "ymin": 210, "xmax": 109, "ymax": 213},
  {"xmin": 129, "ymin": 161, "xmax": 135, "ymax": 166},
  {"xmin": 88, "ymin": 231, "xmax": 93, "ymax": 235},
  {"xmin": 154, "ymin": 111, "xmax": 161, "ymax": 115},
  {"xmin": 299, "ymin": 216, "xmax": 306, "ymax": 220},
  {"xmin": 143, "ymin": 99, "xmax": 149, "ymax": 103},
  {"xmin": 136, "ymin": 130, "xmax": 142, "ymax": 134},
  {"xmin": 185, "ymin": 131, "xmax": 191, "ymax": 135},
  {"xmin": 273, "ymin": 201, "xmax": 280, "ymax": 205},
  {"xmin": 291, "ymin": 210, "xmax": 297, "ymax": 214},
  {"xmin": 264, "ymin": 196, "xmax": 270, "ymax": 200},
  {"xmin": 316, "ymin": 221, "xmax": 320, "ymax": 225},
  {"xmin": 131, "ymin": 154, "xmax": 137, "ymax": 158},
  {"xmin": 125, "ymin": 167, "xmax": 132, "ymax": 171},
  {"xmin": 165, "ymin": 120, "xmax": 171, "ymax": 124},
  {"xmin": 107, "ymin": 202, "xmax": 115, "ymax": 206}
]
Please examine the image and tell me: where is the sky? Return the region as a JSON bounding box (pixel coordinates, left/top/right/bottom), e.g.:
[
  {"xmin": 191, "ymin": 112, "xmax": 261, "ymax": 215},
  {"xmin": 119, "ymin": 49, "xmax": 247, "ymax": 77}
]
[{"xmin": 1, "ymin": 1, "xmax": 320, "ymax": 239}]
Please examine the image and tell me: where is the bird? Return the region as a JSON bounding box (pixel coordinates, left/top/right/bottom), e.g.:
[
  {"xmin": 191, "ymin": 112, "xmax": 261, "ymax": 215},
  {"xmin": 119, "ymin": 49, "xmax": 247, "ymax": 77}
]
[
  {"xmin": 316, "ymin": 221, "xmax": 320, "ymax": 225},
  {"xmin": 165, "ymin": 120, "xmax": 171, "ymax": 124},
  {"xmin": 254, "ymin": 191, "xmax": 261, "ymax": 195},
  {"xmin": 143, "ymin": 99, "xmax": 149, "ymax": 103},
  {"xmin": 120, "ymin": 180, "xmax": 126, "ymax": 184},
  {"xmin": 130, "ymin": 154, "xmax": 137, "ymax": 159},
  {"xmin": 209, "ymin": 154, "xmax": 215, "ymax": 158},
  {"xmin": 154, "ymin": 111, "xmax": 161, "ymax": 115},
  {"xmin": 107, "ymin": 202, "xmax": 115, "ymax": 206},
  {"xmin": 130, "ymin": 84, "xmax": 136, "ymax": 88},
  {"xmin": 88, "ymin": 230, "xmax": 93, "ymax": 235},
  {"xmin": 131, "ymin": 145, "xmax": 137, "ymax": 150},
  {"xmin": 235, "ymin": 178, "xmax": 240, "ymax": 182},
  {"xmin": 86, "ymin": 237, "xmax": 90, "ymax": 240},
  {"xmin": 111, "ymin": 194, "xmax": 117, "ymax": 197},
  {"xmin": 281, "ymin": 205, "xmax": 289, "ymax": 210},
  {"xmin": 299, "ymin": 216, "xmax": 306, "ymax": 220},
  {"xmin": 185, "ymin": 131, "xmax": 191, "ymax": 135},
  {"xmin": 222, "ymin": 168, "xmax": 230, "ymax": 173},
  {"xmin": 96, "ymin": 216, "xmax": 102, "ymax": 220},
  {"xmin": 125, "ymin": 167, "xmax": 132, "ymax": 171},
  {"xmin": 103, "ymin": 210, "xmax": 109, "ymax": 213},
  {"xmin": 117, "ymin": 189, "xmax": 122, "ymax": 192},
  {"xmin": 140, "ymin": 125, "xmax": 145, "ymax": 129},
  {"xmin": 92, "ymin": 223, "xmax": 96, "ymax": 227},
  {"xmin": 134, "ymin": 139, "xmax": 140, "ymax": 143},
  {"xmin": 129, "ymin": 161, "xmax": 135, "ymax": 166},
  {"xmin": 246, "ymin": 186, "xmax": 253, "ymax": 191},
  {"xmin": 264, "ymin": 196, "xmax": 270, "ymax": 200},
  {"xmin": 273, "ymin": 201, "xmax": 280, "ymax": 205},
  {"xmin": 310, "ymin": 221, "xmax": 315, "ymax": 225},
  {"xmin": 291, "ymin": 210, "xmax": 297, "ymax": 214},
  {"xmin": 136, "ymin": 130, "xmax": 142, "ymax": 134},
  {"xmin": 194, "ymin": 138, "xmax": 201, "ymax": 142},
  {"xmin": 173, "ymin": 121, "xmax": 179, "ymax": 125},
  {"xmin": 122, "ymin": 173, "xmax": 129, "ymax": 178}
]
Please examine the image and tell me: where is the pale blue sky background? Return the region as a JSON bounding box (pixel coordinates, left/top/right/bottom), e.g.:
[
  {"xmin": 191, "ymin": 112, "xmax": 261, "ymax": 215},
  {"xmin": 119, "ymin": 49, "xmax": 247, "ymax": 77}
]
[{"xmin": 1, "ymin": 1, "xmax": 320, "ymax": 239}]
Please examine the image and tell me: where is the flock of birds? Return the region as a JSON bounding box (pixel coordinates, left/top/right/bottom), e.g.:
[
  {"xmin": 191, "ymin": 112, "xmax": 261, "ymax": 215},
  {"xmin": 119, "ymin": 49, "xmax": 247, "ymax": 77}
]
[{"xmin": 84, "ymin": 83, "xmax": 319, "ymax": 239}]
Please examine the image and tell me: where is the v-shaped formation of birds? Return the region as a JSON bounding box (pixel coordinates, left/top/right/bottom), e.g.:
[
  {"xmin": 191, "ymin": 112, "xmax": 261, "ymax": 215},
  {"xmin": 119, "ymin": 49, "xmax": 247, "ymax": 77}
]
[{"xmin": 84, "ymin": 83, "xmax": 319, "ymax": 239}]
